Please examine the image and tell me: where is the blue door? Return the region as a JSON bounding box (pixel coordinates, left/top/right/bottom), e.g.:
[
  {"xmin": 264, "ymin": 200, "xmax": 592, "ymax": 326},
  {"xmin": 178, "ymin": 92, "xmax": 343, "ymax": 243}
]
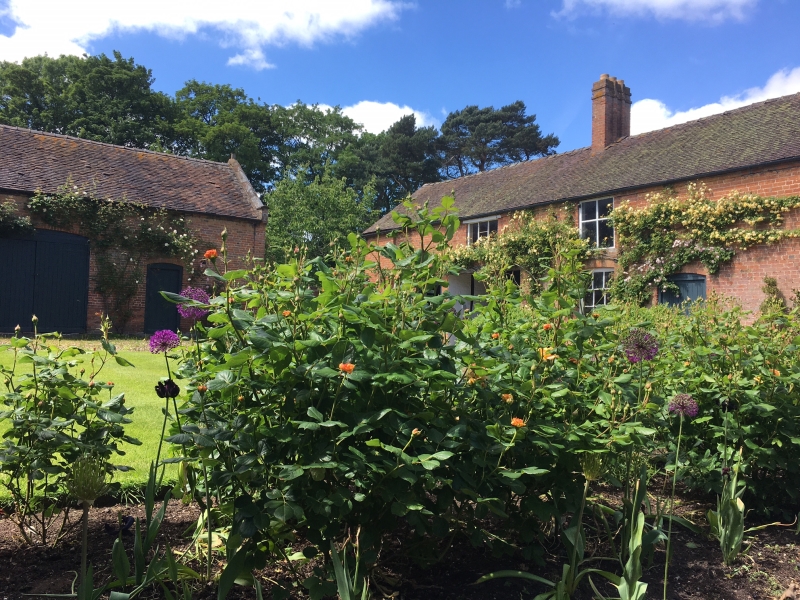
[{"xmin": 658, "ymin": 273, "xmax": 706, "ymax": 306}]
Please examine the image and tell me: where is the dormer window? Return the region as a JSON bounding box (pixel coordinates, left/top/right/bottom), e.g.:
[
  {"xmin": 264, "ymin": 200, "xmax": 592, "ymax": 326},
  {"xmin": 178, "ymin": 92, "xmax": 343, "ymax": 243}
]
[
  {"xmin": 579, "ymin": 198, "xmax": 614, "ymax": 248},
  {"xmin": 466, "ymin": 216, "xmax": 499, "ymax": 245}
]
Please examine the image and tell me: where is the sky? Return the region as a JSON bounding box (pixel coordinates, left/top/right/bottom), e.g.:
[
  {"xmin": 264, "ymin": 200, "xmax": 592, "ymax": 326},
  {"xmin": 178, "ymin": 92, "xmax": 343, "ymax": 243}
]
[{"xmin": 1, "ymin": 0, "xmax": 799, "ymax": 152}]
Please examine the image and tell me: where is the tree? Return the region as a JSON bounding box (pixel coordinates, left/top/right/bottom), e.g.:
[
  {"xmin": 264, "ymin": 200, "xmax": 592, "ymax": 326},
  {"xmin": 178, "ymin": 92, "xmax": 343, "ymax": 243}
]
[
  {"xmin": 439, "ymin": 100, "xmax": 558, "ymax": 178},
  {"xmin": 0, "ymin": 52, "xmax": 175, "ymax": 148},
  {"xmin": 338, "ymin": 114, "xmax": 442, "ymax": 213},
  {"xmin": 173, "ymin": 80, "xmax": 277, "ymax": 191},
  {"xmin": 265, "ymin": 171, "xmax": 376, "ymax": 262}
]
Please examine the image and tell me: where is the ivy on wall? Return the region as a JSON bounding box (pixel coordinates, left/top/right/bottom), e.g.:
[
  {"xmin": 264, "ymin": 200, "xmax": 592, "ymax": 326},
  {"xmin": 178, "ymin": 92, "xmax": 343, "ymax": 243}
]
[
  {"xmin": 611, "ymin": 184, "xmax": 800, "ymax": 304},
  {"xmin": 2, "ymin": 184, "xmax": 202, "ymax": 331},
  {"xmin": 447, "ymin": 206, "xmax": 590, "ymax": 294}
]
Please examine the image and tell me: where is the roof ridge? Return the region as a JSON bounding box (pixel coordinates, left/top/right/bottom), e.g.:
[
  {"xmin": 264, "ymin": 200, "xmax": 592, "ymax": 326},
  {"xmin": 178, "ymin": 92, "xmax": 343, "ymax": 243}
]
[{"xmin": 0, "ymin": 124, "xmax": 231, "ymax": 169}]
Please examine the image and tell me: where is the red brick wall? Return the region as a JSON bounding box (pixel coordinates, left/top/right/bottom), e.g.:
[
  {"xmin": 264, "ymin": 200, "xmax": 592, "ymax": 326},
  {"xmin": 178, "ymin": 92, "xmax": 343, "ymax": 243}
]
[
  {"xmin": 2, "ymin": 191, "xmax": 265, "ymax": 334},
  {"xmin": 368, "ymin": 159, "xmax": 800, "ymax": 314}
]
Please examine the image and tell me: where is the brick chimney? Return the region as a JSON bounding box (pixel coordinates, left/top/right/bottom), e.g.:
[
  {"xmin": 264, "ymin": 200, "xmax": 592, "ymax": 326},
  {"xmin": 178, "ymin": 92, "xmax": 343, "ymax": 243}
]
[{"xmin": 592, "ymin": 74, "xmax": 631, "ymax": 153}]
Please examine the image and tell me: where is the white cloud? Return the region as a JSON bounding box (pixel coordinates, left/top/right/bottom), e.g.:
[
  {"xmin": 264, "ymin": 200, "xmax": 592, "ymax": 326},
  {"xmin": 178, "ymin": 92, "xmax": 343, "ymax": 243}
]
[
  {"xmin": 0, "ymin": 0, "xmax": 404, "ymax": 69},
  {"xmin": 555, "ymin": 0, "xmax": 757, "ymax": 22},
  {"xmin": 341, "ymin": 100, "xmax": 438, "ymax": 134},
  {"xmin": 631, "ymin": 67, "xmax": 800, "ymax": 134}
]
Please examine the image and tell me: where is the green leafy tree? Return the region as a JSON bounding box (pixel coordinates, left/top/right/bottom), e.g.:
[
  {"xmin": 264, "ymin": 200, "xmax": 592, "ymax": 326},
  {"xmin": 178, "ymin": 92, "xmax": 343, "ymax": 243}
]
[
  {"xmin": 265, "ymin": 171, "xmax": 376, "ymax": 262},
  {"xmin": 0, "ymin": 52, "xmax": 175, "ymax": 148},
  {"xmin": 440, "ymin": 100, "xmax": 558, "ymax": 177}
]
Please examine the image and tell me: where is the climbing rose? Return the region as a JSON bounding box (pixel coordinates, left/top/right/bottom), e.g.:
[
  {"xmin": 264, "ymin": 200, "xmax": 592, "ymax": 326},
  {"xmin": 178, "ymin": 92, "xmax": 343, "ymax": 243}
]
[
  {"xmin": 177, "ymin": 287, "xmax": 210, "ymax": 320},
  {"xmin": 621, "ymin": 328, "xmax": 659, "ymax": 363},
  {"xmin": 149, "ymin": 330, "xmax": 180, "ymax": 354},
  {"xmin": 669, "ymin": 393, "xmax": 698, "ymax": 418},
  {"xmin": 511, "ymin": 417, "xmax": 525, "ymax": 428},
  {"xmin": 339, "ymin": 362, "xmax": 355, "ymax": 374}
]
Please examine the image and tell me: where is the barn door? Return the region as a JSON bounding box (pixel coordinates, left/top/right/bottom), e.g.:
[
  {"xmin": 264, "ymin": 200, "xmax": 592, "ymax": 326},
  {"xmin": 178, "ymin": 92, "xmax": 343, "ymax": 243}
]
[
  {"xmin": 659, "ymin": 273, "xmax": 707, "ymax": 307},
  {"xmin": 0, "ymin": 230, "xmax": 89, "ymax": 334},
  {"xmin": 144, "ymin": 263, "xmax": 182, "ymax": 333}
]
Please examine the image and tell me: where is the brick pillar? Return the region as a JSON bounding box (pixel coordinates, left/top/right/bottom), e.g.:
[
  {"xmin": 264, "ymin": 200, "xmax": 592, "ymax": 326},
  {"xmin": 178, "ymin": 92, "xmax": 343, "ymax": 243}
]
[{"xmin": 592, "ymin": 74, "xmax": 631, "ymax": 154}]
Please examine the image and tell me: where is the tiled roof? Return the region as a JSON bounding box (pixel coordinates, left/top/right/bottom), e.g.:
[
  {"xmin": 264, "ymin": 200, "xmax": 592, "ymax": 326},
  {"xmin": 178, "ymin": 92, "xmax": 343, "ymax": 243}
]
[
  {"xmin": 0, "ymin": 125, "xmax": 264, "ymax": 221},
  {"xmin": 365, "ymin": 92, "xmax": 800, "ymax": 234}
]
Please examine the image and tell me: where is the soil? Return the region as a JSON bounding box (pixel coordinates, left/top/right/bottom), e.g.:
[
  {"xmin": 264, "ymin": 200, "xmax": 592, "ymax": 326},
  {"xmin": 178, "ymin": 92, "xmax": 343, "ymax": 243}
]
[{"xmin": 0, "ymin": 490, "xmax": 797, "ymax": 600}]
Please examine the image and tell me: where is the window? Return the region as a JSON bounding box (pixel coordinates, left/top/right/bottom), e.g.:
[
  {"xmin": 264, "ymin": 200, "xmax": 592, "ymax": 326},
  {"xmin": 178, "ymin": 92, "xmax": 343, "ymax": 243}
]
[
  {"xmin": 579, "ymin": 198, "xmax": 614, "ymax": 248},
  {"xmin": 584, "ymin": 269, "xmax": 613, "ymax": 312},
  {"xmin": 467, "ymin": 217, "xmax": 499, "ymax": 245}
]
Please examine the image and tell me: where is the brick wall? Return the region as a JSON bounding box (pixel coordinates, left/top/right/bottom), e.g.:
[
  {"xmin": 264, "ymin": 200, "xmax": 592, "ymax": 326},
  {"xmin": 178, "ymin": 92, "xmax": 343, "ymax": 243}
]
[
  {"xmin": 367, "ymin": 159, "xmax": 800, "ymax": 314},
  {"xmin": 2, "ymin": 191, "xmax": 265, "ymax": 334}
]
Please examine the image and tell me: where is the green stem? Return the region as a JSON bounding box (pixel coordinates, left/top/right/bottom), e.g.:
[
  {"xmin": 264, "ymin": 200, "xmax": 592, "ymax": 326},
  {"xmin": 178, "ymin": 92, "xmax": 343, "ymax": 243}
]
[
  {"xmin": 80, "ymin": 502, "xmax": 89, "ymax": 593},
  {"xmin": 663, "ymin": 415, "xmax": 684, "ymax": 600},
  {"xmin": 568, "ymin": 479, "xmax": 590, "ymax": 590}
]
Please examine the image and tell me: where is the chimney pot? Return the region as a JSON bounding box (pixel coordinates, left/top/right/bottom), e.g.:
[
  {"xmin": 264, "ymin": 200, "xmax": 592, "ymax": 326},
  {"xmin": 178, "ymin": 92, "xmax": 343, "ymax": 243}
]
[{"xmin": 591, "ymin": 74, "xmax": 631, "ymax": 154}]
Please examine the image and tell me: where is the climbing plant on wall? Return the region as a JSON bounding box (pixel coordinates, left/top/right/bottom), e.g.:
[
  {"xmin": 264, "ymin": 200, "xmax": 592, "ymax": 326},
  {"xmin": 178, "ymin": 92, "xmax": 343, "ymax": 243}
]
[
  {"xmin": 610, "ymin": 183, "xmax": 800, "ymax": 304},
  {"xmin": 26, "ymin": 184, "xmax": 200, "ymax": 331},
  {"xmin": 0, "ymin": 201, "xmax": 33, "ymax": 236}
]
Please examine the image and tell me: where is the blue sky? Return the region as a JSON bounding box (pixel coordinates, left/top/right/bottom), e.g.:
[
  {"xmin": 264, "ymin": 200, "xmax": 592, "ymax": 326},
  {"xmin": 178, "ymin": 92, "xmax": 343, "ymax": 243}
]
[{"xmin": 1, "ymin": 0, "xmax": 799, "ymax": 152}]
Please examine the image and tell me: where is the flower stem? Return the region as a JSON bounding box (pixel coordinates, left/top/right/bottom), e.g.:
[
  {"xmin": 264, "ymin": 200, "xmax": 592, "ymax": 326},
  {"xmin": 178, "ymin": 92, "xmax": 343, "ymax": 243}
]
[{"xmin": 663, "ymin": 414, "xmax": 684, "ymax": 600}]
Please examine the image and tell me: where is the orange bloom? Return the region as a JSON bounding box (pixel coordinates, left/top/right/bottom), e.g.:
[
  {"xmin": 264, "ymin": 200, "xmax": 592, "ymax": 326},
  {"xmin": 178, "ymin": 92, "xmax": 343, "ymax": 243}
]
[
  {"xmin": 204, "ymin": 249, "xmax": 218, "ymax": 260},
  {"xmin": 197, "ymin": 384, "xmax": 208, "ymax": 394},
  {"xmin": 339, "ymin": 362, "xmax": 355, "ymax": 374},
  {"xmin": 501, "ymin": 393, "xmax": 514, "ymax": 404},
  {"xmin": 511, "ymin": 417, "xmax": 525, "ymax": 428},
  {"xmin": 542, "ymin": 323, "xmax": 553, "ymax": 331},
  {"xmin": 772, "ymin": 369, "xmax": 781, "ymax": 377},
  {"xmin": 282, "ymin": 310, "xmax": 291, "ymax": 317},
  {"xmin": 412, "ymin": 428, "xmax": 422, "ymax": 437},
  {"xmin": 538, "ymin": 347, "xmax": 557, "ymax": 361},
  {"xmin": 491, "ymin": 332, "xmax": 500, "ymax": 339}
]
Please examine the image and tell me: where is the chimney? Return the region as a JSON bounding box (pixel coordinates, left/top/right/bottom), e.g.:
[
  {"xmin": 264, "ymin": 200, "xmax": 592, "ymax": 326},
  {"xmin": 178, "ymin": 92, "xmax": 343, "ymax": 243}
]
[{"xmin": 591, "ymin": 74, "xmax": 631, "ymax": 153}]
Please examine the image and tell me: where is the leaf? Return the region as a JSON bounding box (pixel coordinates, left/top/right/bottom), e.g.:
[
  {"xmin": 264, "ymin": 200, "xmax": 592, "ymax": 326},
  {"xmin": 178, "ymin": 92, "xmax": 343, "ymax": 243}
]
[
  {"xmin": 475, "ymin": 570, "xmax": 555, "ymax": 586},
  {"xmin": 114, "ymin": 355, "xmax": 135, "ymax": 368}
]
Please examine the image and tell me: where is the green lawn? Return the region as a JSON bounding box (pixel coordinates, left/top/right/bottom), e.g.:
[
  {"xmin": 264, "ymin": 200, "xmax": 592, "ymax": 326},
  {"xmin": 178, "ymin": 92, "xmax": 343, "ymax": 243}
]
[{"xmin": 0, "ymin": 344, "xmax": 179, "ymax": 496}]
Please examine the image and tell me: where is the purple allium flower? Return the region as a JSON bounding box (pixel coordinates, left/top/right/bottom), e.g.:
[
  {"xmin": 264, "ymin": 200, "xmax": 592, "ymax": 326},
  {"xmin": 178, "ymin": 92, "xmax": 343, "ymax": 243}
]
[
  {"xmin": 621, "ymin": 328, "xmax": 659, "ymax": 363},
  {"xmin": 155, "ymin": 378, "xmax": 180, "ymax": 399},
  {"xmin": 177, "ymin": 286, "xmax": 210, "ymax": 320},
  {"xmin": 149, "ymin": 329, "xmax": 181, "ymax": 354},
  {"xmin": 669, "ymin": 393, "xmax": 699, "ymax": 418}
]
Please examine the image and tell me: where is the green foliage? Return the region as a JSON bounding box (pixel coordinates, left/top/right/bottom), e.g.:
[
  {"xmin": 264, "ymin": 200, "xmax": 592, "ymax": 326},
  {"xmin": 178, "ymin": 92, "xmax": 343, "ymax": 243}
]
[
  {"xmin": 265, "ymin": 171, "xmax": 376, "ymax": 262},
  {"xmin": 0, "ymin": 52, "xmax": 175, "ymax": 148},
  {"xmin": 27, "ymin": 184, "xmax": 199, "ymax": 331},
  {"xmin": 0, "ymin": 318, "xmax": 138, "ymax": 545},
  {"xmin": 448, "ymin": 206, "xmax": 588, "ymax": 294},
  {"xmin": 440, "ymin": 100, "xmax": 559, "ymax": 177},
  {"xmin": 707, "ymin": 450, "xmax": 746, "ymax": 566},
  {"xmin": 759, "ymin": 276, "xmax": 786, "ymax": 315},
  {"xmin": 611, "ymin": 184, "xmax": 800, "ymax": 303},
  {"xmin": 0, "ymin": 201, "xmax": 33, "ymax": 236}
]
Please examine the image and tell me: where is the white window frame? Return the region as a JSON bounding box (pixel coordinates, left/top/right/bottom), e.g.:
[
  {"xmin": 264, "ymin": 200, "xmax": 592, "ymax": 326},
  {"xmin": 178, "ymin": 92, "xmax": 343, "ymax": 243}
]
[
  {"xmin": 583, "ymin": 269, "xmax": 613, "ymax": 312},
  {"xmin": 579, "ymin": 198, "xmax": 615, "ymax": 249},
  {"xmin": 465, "ymin": 216, "xmax": 500, "ymax": 246}
]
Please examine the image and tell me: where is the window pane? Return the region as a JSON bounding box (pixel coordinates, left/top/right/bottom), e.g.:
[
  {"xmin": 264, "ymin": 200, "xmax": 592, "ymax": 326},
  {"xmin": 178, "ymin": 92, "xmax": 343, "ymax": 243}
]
[
  {"xmin": 593, "ymin": 271, "xmax": 604, "ymax": 288},
  {"xmin": 470, "ymin": 224, "xmax": 478, "ymax": 244},
  {"xmin": 581, "ymin": 201, "xmax": 596, "ymax": 221},
  {"xmin": 599, "ymin": 198, "xmax": 613, "ymax": 218},
  {"xmin": 598, "ymin": 220, "xmax": 614, "ymax": 248},
  {"xmin": 489, "ymin": 220, "xmax": 498, "ymax": 234},
  {"xmin": 584, "ymin": 291, "xmax": 594, "ymax": 308},
  {"xmin": 581, "ymin": 222, "xmax": 596, "ymax": 242}
]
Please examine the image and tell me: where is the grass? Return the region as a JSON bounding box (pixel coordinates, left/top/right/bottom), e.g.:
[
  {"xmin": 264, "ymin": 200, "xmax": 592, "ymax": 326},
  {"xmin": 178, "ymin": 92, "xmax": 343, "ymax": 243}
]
[{"xmin": 0, "ymin": 338, "xmax": 182, "ymax": 499}]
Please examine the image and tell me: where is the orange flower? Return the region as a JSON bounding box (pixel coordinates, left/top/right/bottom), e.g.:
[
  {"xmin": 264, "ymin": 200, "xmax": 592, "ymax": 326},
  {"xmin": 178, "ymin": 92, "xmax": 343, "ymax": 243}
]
[
  {"xmin": 339, "ymin": 362, "xmax": 355, "ymax": 374},
  {"xmin": 107, "ymin": 381, "xmax": 114, "ymax": 386},
  {"xmin": 501, "ymin": 393, "xmax": 514, "ymax": 404},
  {"xmin": 197, "ymin": 384, "xmax": 208, "ymax": 394},
  {"xmin": 542, "ymin": 323, "xmax": 553, "ymax": 331},
  {"xmin": 204, "ymin": 249, "xmax": 218, "ymax": 260},
  {"xmin": 491, "ymin": 332, "xmax": 500, "ymax": 339},
  {"xmin": 282, "ymin": 310, "xmax": 292, "ymax": 317},
  {"xmin": 772, "ymin": 369, "xmax": 781, "ymax": 377},
  {"xmin": 411, "ymin": 428, "xmax": 422, "ymax": 437},
  {"xmin": 538, "ymin": 347, "xmax": 557, "ymax": 361},
  {"xmin": 511, "ymin": 417, "xmax": 525, "ymax": 428}
]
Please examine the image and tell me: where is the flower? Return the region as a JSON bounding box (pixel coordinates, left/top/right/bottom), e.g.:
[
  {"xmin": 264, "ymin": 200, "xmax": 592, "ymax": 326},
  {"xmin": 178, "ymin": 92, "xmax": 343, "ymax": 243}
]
[
  {"xmin": 155, "ymin": 379, "xmax": 180, "ymax": 399},
  {"xmin": 204, "ymin": 249, "xmax": 218, "ymax": 260},
  {"xmin": 282, "ymin": 310, "xmax": 292, "ymax": 317},
  {"xmin": 149, "ymin": 330, "xmax": 181, "ymax": 354},
  {"xmin": 668, "ymin": 393, "xmax": 698, "ymax": 418},
  {"xmin": 538, "ymin": 347, "xmax": 557, "ymax": 361},
  {"xmin": 177, "ymin": 287, "xmax": 210, "ymax": 320},
  {"xmin": 339, "ymin": 362, "xmax": 355, "ymax": 374},
  {"xmin": 772, "ymin": 369, "xmax": 781, "ymax": 377},
  {"xmin": 411, "ymin": 428, "xmax": 422, "ymax": 437},
  {"xmin": 501, "ymin": 393, "xmax": 514, "ymax": 404},
  {"xmin": 511, "ymin": 417, "xmax": 525, "ymax": 428},
  {"xmin": 491, "ymin": 332, "xmax": 500, "ymax": 339},
  {"xmin": 542, "ymin": 323, "xmax": 553, "ymax": 331},
  {"xmin": 197, "ymin": 384, "xmax": 208, "ymax": 394},
  {"xmin": 621, "ymin": 328, "xmax": 659, "ymax": 363}
]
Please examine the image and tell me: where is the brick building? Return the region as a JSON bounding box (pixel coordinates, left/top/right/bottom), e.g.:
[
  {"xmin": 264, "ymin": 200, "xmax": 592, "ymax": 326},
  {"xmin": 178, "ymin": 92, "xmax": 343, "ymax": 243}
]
[
  {"xmin": 364, "ymin": 75, "xmax": 800, "ymax": 314},
  {"xmin": 0, "ymin": 125, "xmax": 266, "ymax": 334}
]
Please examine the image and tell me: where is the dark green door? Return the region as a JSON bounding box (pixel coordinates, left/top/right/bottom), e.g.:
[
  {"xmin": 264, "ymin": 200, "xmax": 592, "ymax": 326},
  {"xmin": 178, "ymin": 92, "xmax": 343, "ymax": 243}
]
[
  {"xmin": 659, "ymin": 273, "xmax": 706, "ymax": 306},
  {"xmin": 144, "ymin": 263, "xmax": 182, "ymax": 333},
  {"xmin": 0, "ymin": 230, "xmax": 89, "ymax": 334}
]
